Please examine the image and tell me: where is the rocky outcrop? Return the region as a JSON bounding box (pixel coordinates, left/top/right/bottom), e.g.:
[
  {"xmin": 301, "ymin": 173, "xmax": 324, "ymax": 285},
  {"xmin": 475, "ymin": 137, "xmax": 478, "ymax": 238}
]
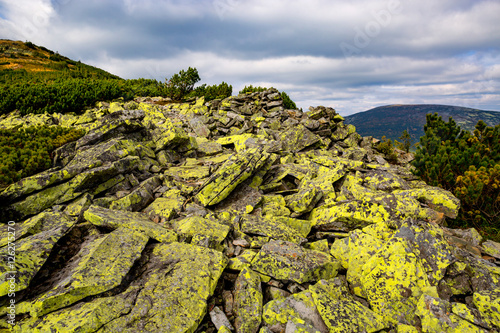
[{"xmin": 0, "ymin": 89, "xmax": 499, "ymax": 332}]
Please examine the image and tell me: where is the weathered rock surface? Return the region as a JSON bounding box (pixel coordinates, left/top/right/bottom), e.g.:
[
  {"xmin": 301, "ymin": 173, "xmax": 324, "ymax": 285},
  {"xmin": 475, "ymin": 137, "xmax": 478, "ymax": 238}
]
[{"xmin": 0, "ymin": 89, "xmax": 499, "ymax": 332}]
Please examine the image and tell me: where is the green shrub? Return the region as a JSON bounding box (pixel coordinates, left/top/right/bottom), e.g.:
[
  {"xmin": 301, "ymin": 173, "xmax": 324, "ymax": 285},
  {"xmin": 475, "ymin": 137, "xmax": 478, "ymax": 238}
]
[
  {"xmin": 0, "ymin": 78, "xmax": 124, "ymax": 115},
  {"xmin": 412, "ymin": 114, "xmax": 500, "ymax": 238},
  {"xmin": 189, "ymin": 81, "xmax": 232, "ymax": 101},
  {"xmin": 24, "ymin": 41, "xmax": 36, "ymax": 49},
  {"xmin": 376, "ymin": 136, "xmax": 398, "ymax": 163},
  {"xmin": 280, "ymin": 91, "xmax": 297, "ymax": 109},
  {"xmin": 123, "ymin": 78, "xmax": 166, "ymax": 98},
  {"xmin": 165, "ymin": 67, "xmax": 200, "ymax": 101},
  {"xmin": 239, "ymin": 85, "xmax": 268, "ymax": 94},
  {"xmin": 394, "ymin": 129, "xmax": 412, "ymax": 153},
  {"xmin": 0, "ymin": 125, "xmax": 85, "ymax": 188}
]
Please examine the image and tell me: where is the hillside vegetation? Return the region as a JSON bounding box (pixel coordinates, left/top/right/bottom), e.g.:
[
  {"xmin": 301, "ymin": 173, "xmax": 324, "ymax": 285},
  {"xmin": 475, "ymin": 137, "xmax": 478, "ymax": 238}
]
[{"xmin": 413, "ymin": 114, "xmax": 500, "ymax": 239}]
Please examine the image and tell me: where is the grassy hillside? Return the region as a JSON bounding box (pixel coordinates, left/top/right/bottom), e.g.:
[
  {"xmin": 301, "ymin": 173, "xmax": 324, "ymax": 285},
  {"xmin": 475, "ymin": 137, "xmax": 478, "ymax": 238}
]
[
  {"xmin": 0, "ymin": 39, "xmax": 120, "ymax": 81},
  {"xmin": 345, "ymin": 104, "xmax": 500, "ymax": 144}
]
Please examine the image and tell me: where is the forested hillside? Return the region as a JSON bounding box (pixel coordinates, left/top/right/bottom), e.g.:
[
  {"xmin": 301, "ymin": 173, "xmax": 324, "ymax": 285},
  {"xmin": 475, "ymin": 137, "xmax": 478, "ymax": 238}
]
[{"xmin": 345, "ymin": 104, "xmax": 500, "ymax": 143}]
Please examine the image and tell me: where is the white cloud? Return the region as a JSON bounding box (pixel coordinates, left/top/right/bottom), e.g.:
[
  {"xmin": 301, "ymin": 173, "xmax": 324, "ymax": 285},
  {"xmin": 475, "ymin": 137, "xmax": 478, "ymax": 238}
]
[
  {"xmin": 0, "ymin": 0, "xmax": 499, "ymax": 115},
  {"xmin": 0, "ymin": 0, "xmax": 55, "ymax": 40}
]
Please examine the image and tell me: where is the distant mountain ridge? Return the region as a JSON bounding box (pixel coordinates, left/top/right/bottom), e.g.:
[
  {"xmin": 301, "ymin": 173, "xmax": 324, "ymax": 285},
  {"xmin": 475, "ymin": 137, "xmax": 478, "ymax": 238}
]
[{"xmin": 344, "ymin": 104, "xmax": 500, "ymax": 143}]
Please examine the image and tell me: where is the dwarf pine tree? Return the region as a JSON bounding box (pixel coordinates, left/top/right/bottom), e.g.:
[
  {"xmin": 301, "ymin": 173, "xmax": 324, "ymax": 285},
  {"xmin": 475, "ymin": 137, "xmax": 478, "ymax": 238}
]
[{"xmin": 412, "ymin": 113, "xmax": 500, "ymax": 235}]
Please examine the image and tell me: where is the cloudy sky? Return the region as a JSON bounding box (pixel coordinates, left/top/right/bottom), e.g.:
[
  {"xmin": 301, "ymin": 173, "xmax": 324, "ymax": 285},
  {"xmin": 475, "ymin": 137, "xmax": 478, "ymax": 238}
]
[{"xmin": 1, "ymin": 0, "xmax": 499, "ymax": 115}]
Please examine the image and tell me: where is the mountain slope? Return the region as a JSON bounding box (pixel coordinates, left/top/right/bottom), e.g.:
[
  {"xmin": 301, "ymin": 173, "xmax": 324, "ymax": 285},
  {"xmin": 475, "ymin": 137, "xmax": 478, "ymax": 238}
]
[
  {"xmin": 344, "ymin": 104, "xmax": 500, "ymax": 143},
  {"xmin": 0, "ymin": 39, "xmax": 120, "ymax": 80}
]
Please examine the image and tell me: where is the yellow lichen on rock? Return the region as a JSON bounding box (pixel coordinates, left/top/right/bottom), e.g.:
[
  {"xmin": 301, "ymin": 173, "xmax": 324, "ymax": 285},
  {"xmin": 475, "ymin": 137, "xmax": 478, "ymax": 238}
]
[
  {"xmin": 360, "ymin": 236, "xmax": 436, "ymax": 325},
  {"xmin": 473, "ymin": 289, "xmax": 500, "ymax": 329}
]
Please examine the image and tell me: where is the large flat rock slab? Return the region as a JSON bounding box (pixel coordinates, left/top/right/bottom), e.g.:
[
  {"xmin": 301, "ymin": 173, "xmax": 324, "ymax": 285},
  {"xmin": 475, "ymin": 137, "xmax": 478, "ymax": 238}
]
[
  {"xmin": 234, "ymin": 267, "xmax": 263, "ymax": 333},
  {"xmin": 84, "ymin": 205, "xmax": 178, "ymax": 243},
  {"xmin": 196, "ymin": 147, "xmax": 270, "ymax": 206},
  {"xmin": 0, "ymin": 213, "xmax": 75, "ymax": 297},
  {"xmin": 241, "ymin": 216, "xmax": 307, "ymax": 244},
  {"xmin": 27, "ymin": 227, "xmax": 148, "ymax": 317},
  {"xmin": 250, "ymin": 240, "xmax": 340, "ymax": 284},
  {"xmin": 98, "ymin": 242, "xmax": 227, "ymax": 333}
]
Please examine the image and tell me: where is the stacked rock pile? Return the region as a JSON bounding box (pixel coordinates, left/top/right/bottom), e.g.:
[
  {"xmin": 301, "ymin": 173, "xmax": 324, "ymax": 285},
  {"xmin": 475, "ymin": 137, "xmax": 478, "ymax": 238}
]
[{"xmin": 0, "ymin": 89, "xmax": 499, "ymax": 332}]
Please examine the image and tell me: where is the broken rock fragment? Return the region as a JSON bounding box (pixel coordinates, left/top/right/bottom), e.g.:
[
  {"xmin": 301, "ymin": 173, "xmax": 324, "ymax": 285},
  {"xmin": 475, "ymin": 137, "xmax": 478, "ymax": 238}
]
[
  {"xmin": 234, "ymin": 267, "xmax": 263, "ymax": 333},
  {"xmin": 28, "ymin": 227, "xmax": 149, "ymax": 317},
  {"xmin": 83, "ymin": 205, "xmax": 178, "ymax": 243},
  {"xmin": 251, "ymin": 240, "xmax": 340, "ymax": 284},
  {"xmin": 196, "ymin": 147, "xmax": 270, "ymax": 206}
]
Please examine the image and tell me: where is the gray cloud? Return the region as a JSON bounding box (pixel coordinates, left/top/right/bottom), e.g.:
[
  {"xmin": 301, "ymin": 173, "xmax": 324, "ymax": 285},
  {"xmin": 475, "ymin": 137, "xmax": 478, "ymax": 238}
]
[{"xmin": 0, "ymin": 0, "xmax": 499, "ymax": 115}]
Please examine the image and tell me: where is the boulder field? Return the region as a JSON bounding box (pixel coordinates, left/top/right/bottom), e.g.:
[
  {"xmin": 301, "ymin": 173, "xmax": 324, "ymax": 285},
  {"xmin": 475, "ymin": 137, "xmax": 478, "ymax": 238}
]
[{"xmin": 0, "ymin": 89, "xmax": 499, "ymax": 332}]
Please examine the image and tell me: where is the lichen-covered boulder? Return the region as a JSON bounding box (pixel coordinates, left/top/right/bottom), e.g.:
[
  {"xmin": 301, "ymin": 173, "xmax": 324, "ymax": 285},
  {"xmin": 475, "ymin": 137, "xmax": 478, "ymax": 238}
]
[
  {"xmin": 143, "ymin": 189, "xmax": 186, "ymax": 220},
  {"xmin": 396, "ymin": 221, "xmax": 456, "ymax": 285},
  {"xmin": 473, "ymin": 288, "xmax": 500, "ymax": 329},
  {"xmin": 416, "ymin": 294, "xmax": 487, "ymax": 332},
  {"xmin": 173, "ymin": 216, "xmax": 230, "ymax": 248},
  {"xmin": 278, "ymin": 124, "xmax": 320, "ymax": 152},
  {"xmin": 142, "ymin": 108, "xmax": 189, "ymax": 151},
  {"xmin": 0, "ymin": 212, "xmax": 75, "ymax": 297},
  {"xmin": 396, "ymin": 186, "xmax": 460, "ymax": 219},
  {"xmin": 0, "ymin": 211, "xmax": 70, "ymax": 247},
  {"xmin": 109, "ymin": 176, "xmax": 162, "ymax": 211},
  {"xmin": 7, "ymin": 156, "xmax": 140, "ymax": 219},
  {"xmin": 75, "ymin": 117, "xmax": 144, "ymax": 149},
  {"xmin": 310, "ymin": 200, "xmax": 391, "ymax": 231},
  {"xmin": 214, "ymin": 182, "xmax": 262, "ymax": 214},
  {"xmin": 482, "ymin": 240, "xmax": 500, "ymax": 259},
  {"xmin": 285, "ymin": 183, "xmax": 323, "ymax": 215},
  {"xmin": 228, "ymin": 250, "xmax": 258, "ymax": 271},
  {"xmin": 310, "ymin": 279, "xmax": 388, "ymax": 333},
  {"xmin": 28, "ymin": 227, "xmax": 149, "ymax": 317},
  {"xmin": 360, "ymin": 235, "xmax": 438, "ymax": 325},
  {"xmin": 64, "ymin": 193, "xmax": 93, "ymax": 216},
  {"xmin": 241, "ymin": 215, "xmax": 307, "ymax": 244},
  {"xmin": 84, "ymin": 205, "xmax": 178, "ymax": 243},
  {"xmin": 98, "ymin": 242, "xmax": 227, "ymax": 332},
  {"xmin": 262, "ymin": 290, "xmax": 328, "ymax": 333},
  {"xmin": 251, "ymin": 240, "xmax": 340, "ymax": 284},
  {"xmin": 234, "ymin": 267, "xmax": 263, "ymax": 333},
  {"xmin": 164, "ymin": 157, "xmax": 211, "ymax": 179},
  {"xmin": 196, "ymin": 147, "xmax": 270, "ymax": 206},
  {"xmin": 330, "ymin": 230, "xmax": 383, "ymax": 297},
  {"xmin": 12, "ymin": 287, "xmax": 139, "ymax": 333}
]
